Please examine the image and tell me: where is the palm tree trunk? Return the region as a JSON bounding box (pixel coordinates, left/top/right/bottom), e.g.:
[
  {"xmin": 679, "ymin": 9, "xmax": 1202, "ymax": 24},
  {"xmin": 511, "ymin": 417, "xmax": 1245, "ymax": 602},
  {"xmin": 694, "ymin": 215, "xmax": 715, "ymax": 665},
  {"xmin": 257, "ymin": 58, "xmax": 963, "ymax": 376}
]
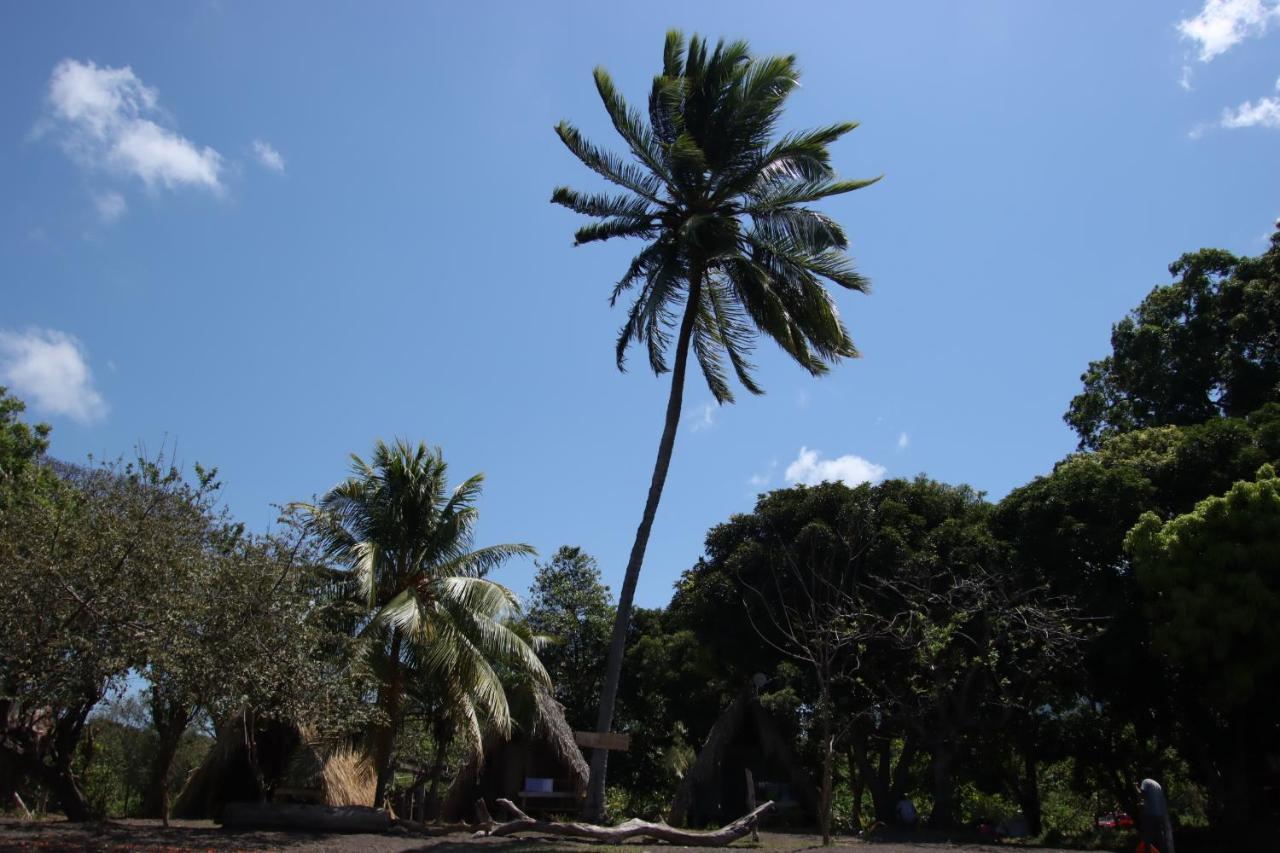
[
  {"xmin": 584, "ymin": 266, "xmax": 704, "ymax": 821},
  {"xmin": 373, "ymin": 629, "xmax": 404, "ymax": 808}
]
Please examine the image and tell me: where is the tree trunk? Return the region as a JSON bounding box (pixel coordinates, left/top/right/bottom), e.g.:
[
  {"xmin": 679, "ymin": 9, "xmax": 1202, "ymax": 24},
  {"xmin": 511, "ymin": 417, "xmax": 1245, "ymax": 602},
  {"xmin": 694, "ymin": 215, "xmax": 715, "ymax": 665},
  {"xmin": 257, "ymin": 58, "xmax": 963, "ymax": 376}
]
[
  {"xmin": 927, "ymin": 741, "xmax": 956, "ymax": 829},
  {"xmin": 46, "ymin": 764, "xmax": 91, "ymax": 822},
  {"xmin": 584, "ymin": 267, "xmax": 704, "ymax": 821},
  {"xmin": 1017, "ymin": 749, "xmax": 1042, "ymax": 836},
  {"xmin": 372, "ymin": 629, "xmax": 405, "ymax": 808},
  {"xmin": 242, "ymin": 709, "xmax": 268, "ymax": 804},
  {"xmin": 854, "ymin": 731, "xmax": 917, "ymax": 825},
  {"xmin": 845, "ymin": 747, "xmax": 863, "ymax": 831},
  {"xmin": 141, "ymin": 695, "xmax": 191, "ymax": 819},
  {"xmin": 424, "ymin": 724, "xmax": 452, "ymax": 822},
  {"xmin": 818, "ymin": 707, "xmax": 834, "ymax": 845}
]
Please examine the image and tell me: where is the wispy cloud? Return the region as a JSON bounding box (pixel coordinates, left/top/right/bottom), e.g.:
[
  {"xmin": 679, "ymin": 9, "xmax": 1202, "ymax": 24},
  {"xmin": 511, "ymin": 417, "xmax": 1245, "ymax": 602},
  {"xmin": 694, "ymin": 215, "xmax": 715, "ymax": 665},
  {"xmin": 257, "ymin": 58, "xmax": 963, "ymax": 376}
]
[
  {"xmin": 0, "ymin": 328, "xmax": 107, "ymax": 423},
  {"xmin": 1178, "ymin": 0, "xmax": 1280, "ymax": 62},
  {"xmin": 1221, "ymin": 76, "xmax": 1280, "ymax": 128},
  {"xmin": 784, "ymin": 447, "xmax": 886, "ymax": 488},
  {"xmin": 897, "ymin": 432, "xmax": 910, "ymax": 450},
  {"xmin": 94, "ymin": 190, "xmax": 127, "ymax": 223},
  {"xmin": 688, "ymin": 402, "xmax": 716, "ymax": 432},
  {"xmin": 252, "ymin": 139, "xmax": 285, "ymax": 172},
  {"xmin": 747, "ymin": 459, "xmax": 779, "ymax": 490},
  {"xmin": 40, "ymin": 59, "xmax": 223, "ymax": 197}
]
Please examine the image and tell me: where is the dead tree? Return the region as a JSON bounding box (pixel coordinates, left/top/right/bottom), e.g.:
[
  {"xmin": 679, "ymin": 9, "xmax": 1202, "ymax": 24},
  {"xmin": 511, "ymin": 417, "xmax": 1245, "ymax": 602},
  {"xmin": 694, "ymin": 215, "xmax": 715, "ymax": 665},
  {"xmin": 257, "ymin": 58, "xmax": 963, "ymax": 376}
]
[
  {"xmin": 476, "ymin": 797, "xmax": 776, "ymax": 846},
  {"xmin": 735, "ymin": 519, "xmax": 899, "ymax": 846}
]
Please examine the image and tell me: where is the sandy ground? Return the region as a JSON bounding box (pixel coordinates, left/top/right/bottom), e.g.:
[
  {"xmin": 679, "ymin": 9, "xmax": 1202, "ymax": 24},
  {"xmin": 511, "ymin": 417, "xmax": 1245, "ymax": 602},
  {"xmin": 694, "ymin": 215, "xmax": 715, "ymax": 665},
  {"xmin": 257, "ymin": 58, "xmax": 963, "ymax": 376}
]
[{"xmin": 0, "ymin": 820, "xmax": 1091, "ymax": 853}]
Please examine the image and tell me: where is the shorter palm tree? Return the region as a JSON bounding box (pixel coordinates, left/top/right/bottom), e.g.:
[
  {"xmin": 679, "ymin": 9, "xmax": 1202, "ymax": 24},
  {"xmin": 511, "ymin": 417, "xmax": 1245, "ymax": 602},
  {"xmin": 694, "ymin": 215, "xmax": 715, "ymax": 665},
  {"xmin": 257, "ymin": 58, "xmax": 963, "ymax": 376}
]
[{"xmin": 293, "ymin": 439, "xmax": 547, "ymax": 807}]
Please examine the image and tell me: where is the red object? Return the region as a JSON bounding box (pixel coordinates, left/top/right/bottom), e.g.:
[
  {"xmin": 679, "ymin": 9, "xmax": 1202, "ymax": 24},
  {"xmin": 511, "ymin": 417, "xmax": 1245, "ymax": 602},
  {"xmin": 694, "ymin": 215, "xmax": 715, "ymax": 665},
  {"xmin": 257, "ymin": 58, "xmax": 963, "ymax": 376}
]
[
  {"xmin": 1135, "ymin": 842, "xmax": 1160, "ymax": 853},
  {"xmin": 1096, "ymin": 811, "xmax": 1135, "ymax": 829}
]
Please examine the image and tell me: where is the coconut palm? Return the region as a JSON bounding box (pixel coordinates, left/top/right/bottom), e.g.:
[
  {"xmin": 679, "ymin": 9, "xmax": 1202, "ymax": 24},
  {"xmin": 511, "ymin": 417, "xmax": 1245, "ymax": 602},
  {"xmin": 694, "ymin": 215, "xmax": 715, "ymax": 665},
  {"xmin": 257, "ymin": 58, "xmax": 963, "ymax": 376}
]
[
  {"xmin": 552, "ymin": 30, "xmax": 878, "ymax": 816},
  {"xmin": 293, "ymin": 439, "xmax": 546, "ymax": 807}
]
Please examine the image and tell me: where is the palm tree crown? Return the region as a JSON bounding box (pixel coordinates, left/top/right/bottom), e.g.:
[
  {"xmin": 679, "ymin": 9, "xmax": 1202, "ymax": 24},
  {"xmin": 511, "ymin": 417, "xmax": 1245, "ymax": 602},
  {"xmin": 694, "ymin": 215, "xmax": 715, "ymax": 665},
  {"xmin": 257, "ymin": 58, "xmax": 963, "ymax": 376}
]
[{"xmin": 552, "ymin": 30, "xmax": 879, "ymax": 403}]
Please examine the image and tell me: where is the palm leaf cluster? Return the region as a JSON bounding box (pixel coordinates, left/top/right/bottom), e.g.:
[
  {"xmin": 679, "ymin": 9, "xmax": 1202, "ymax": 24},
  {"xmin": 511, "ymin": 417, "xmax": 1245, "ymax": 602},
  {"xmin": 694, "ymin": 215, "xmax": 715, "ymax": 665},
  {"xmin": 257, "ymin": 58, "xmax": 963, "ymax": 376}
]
[
  {"xmin": 553, "ymin": 30, "xmax": 879, "ymax": 403},
  {"xmin": 294, "ymin": 439, "xmax": 546, "ymax": 752}
]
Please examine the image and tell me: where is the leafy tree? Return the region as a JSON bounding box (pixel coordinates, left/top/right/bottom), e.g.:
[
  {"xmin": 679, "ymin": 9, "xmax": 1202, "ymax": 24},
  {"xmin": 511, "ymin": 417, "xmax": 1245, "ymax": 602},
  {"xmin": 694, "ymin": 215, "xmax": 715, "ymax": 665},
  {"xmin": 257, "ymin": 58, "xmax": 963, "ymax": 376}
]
[
  {"xmin": 681, "ymin": 479, "xmax": 1082, "ymax": 830},
  {"xmin": 1066, "ymin": 226, "xmax": 1280, "ymax": 449},
  {"xmin": 294, "ymin": 439, "xmax": 547, "ymax": 806},
  {"xmin": 1126, "ymin": 465, "xmax": 1280, "ymax": 828},
  {"xmin": 0, "ymin": 387, "xmax": 49, "ymax": 487},
  {"xmin": 552, "ymin": 30, "xmax": 878, "ymax": 816},
  {"xmin": 524, "ymin": 546, "xmax": 614, "ymax": 732},
  {"xmin": 996, "ymin": 406, "xmax": 1280, "ymax": 829},
  {"xmin": 140, "ymin": 517, "xmax": 374, "ymax": 818},
  {"xmin": 610, "ymin": 607, "xmax": 722, "ymax": 818},
  {"xmin": 0, "ymin": 454, "xmax": 218, "ymax": 820}
]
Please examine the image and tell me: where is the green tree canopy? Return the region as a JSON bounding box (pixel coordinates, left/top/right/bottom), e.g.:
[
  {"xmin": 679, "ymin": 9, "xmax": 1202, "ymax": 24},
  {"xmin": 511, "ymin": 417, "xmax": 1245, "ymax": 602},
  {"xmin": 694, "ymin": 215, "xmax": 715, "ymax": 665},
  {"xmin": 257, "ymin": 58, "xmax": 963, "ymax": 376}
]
[
  {"xmin": 1066, "ymin": 226, "xmax": 1280, "ymax": 449},
  {"xmin": 1125, "ymin": 465, "xmax": 1280, "ymax": 826},
  {"xmin": 0, "ymin": 387, "xmax": 50, "ymax": 501},
  {"xmin": 524, "ymin": 546, "xmax": 614, "ymax": 732},
  {"xmin": 1127, "ymin": 465, "xmax": 1280, "ymax": 705},
  {"xmin": 677, "ymin": 478, "xmax": 1082, "ymax": 830}
]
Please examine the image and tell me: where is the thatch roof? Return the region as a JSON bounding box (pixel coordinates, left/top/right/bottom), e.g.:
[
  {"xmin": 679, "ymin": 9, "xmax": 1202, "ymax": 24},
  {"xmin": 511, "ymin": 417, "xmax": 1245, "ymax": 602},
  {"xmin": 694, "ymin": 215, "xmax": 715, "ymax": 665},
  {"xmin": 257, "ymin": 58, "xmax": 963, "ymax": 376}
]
[
  {"xmin": 531, "ymin": 685, "xmax": 590, "ymax": 782},
  {"xmin": 669, "ymin": 685, "xmax": 818, "ymax": 827},
  {"xmin": 441, "ymin": 686, "xmax": 587, "ymax": 820},
  {"xmin": 171, "ymin": 713, "xmax": 289, "ymax": 818}
]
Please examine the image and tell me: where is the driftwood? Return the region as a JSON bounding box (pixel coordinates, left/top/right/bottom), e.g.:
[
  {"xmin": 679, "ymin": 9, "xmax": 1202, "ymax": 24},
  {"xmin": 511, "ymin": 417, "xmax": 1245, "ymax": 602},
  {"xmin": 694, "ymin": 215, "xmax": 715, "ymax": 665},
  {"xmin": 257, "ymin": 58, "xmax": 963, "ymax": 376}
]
[
  {"xmin": 474, "ymin": 797, "xmax": 775, "ymax": 846},
  {"xmin": 221, "ymin": 802, "xmax": 391, "ymax": 833}
]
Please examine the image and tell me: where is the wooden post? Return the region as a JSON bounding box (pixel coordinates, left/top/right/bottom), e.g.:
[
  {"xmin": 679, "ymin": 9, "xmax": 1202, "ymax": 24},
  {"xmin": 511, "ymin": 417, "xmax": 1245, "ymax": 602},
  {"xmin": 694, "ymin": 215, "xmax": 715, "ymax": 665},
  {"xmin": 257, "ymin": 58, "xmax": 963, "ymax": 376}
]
[
  {"xmin": 13, "ymin": 792, "xmax": 32, "ymax": 820},
  {"xmin": 745, "ymin": 769, "xmax": 759, "ymax": 842}
]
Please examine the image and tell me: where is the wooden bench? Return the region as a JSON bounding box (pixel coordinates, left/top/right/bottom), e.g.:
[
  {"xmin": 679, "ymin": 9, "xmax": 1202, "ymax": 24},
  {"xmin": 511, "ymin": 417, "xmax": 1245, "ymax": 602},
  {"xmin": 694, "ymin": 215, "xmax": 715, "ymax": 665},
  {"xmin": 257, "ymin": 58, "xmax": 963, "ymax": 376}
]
[{"xmin": 517, "ymin": 784, "xmax": 584, "ymax": 814}]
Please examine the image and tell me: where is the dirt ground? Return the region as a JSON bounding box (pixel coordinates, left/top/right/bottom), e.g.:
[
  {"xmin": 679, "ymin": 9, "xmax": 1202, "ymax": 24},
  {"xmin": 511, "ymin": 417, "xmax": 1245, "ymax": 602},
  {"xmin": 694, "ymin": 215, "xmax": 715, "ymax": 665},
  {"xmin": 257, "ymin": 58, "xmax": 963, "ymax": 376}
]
[{"xmin": 0, "ymin": 820, "xmax": 1093, "ymax": 853}]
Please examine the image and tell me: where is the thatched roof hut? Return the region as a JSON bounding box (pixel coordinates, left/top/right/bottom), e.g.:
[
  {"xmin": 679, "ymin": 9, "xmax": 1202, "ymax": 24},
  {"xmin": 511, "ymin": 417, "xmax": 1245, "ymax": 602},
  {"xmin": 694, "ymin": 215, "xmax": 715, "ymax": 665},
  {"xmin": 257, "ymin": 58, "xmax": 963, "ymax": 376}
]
[
  {"xmin": 441, "ymin": 687, "xmax": 587, "ymax": 821},
  {"xmin": 669, "ymin": 685, "xmax": 818, "ymax": 827},
  {"xmin": 171, "ymin": 714, "xmax": 302, "ymax": 819}
]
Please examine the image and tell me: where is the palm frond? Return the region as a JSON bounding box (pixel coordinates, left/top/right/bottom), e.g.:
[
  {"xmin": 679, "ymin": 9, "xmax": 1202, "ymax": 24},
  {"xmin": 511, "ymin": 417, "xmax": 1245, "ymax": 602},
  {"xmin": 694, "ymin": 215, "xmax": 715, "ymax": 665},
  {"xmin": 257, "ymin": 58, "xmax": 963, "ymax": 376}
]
[{"xmin": 554, "ymin": 122, "xmax": 664, "ymax": 204}]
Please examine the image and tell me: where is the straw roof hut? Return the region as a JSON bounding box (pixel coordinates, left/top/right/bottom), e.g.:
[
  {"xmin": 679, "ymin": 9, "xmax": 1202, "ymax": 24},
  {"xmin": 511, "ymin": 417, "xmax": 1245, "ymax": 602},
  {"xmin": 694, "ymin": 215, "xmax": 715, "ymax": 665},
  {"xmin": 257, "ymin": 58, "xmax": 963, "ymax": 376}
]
[
  {"xmin": 441, "ymin": 687, "xmax": 587, "ymax": 821},
  {"xmin": 171, "ymin": 714, "xmax": 302, "ymax": 818},
  {"xmin": 669, "ymin": 685, "xmax": 818, "ymax": 827}
]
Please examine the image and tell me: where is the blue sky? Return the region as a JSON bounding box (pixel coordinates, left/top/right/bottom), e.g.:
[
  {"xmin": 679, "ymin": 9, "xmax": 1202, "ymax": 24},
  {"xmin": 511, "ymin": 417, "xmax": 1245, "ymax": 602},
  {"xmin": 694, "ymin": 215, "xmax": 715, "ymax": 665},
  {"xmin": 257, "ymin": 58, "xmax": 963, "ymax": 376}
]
[{"xmin": 3, "ymin": 1, "xmax": 1278, "ymax": 608}]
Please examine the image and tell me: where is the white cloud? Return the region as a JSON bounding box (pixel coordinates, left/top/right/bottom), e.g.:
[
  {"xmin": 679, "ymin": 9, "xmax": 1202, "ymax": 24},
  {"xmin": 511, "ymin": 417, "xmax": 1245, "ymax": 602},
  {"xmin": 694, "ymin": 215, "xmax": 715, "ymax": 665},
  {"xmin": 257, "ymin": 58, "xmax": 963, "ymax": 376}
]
[
  {"xmin": 252, "ymin": 139, "xmax": 285, "ymax": 172},
  {"xmin": 747, "ymin": 459, "xmax": 779, "ymax": 490},
  {"xmin": 1178, "ymin": 0, "xmax": 1280, "ymax": 62},
  {"xmin": 784, "ymin": 446, "xmax": 886, "ymax": 488},
  {"xmin": 0, "ymin": 328, "xmax": 107, "ymax": 423},
  {"xmin": 897, "ymin": 432, "xmax": 910, "ymax": 450},
  {"xmin": 1179, "ymin": 64, "xmax": 1195, "ymax": 91},
  {"xmin": 1221, "ymin": 76, "xmax": 1280, "ymax": 128},
  {"xmin": 688, "ymin": 402, "xmax": 716, "ymax": 432},
  {"xmin": 94, "ymin": 191, "xmax": 127, "ymax": 222},
  {"xmin": 43, "ymin": 59, "xmax": 223, "ymax": 193}
]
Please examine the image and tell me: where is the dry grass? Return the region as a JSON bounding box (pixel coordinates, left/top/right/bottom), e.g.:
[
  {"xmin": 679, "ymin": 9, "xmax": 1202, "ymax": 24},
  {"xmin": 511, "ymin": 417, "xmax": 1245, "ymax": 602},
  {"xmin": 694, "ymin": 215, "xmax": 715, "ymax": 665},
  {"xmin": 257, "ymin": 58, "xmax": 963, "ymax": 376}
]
[{"xmin": 323, "ymin": 744, "xmax": 377, "ymax": 806}]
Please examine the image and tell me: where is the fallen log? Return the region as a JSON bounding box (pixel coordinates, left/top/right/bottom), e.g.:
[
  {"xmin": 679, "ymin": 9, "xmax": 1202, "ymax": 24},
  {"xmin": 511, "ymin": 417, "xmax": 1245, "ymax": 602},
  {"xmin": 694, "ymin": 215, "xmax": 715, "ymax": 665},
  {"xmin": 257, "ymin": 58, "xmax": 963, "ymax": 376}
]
[
  {"xmin": 221, "ymin": 802, "xmax": 391, "ymax": 833},
  {"xmin": 474, "ymin": 798, "xmax": 775, "ymax": 846}
]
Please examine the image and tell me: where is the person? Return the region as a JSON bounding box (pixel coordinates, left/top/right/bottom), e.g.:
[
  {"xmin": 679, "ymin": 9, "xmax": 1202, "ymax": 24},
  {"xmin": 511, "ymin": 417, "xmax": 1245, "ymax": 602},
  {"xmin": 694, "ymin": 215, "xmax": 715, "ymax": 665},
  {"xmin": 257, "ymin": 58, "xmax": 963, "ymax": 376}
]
[
  {"xmin": 895, "ymin": 792, "xmax": 918, "ymax": 827},
  {"xmin": 1135, "ymin": 769, "xmax": 1174, "ymax": 853}
]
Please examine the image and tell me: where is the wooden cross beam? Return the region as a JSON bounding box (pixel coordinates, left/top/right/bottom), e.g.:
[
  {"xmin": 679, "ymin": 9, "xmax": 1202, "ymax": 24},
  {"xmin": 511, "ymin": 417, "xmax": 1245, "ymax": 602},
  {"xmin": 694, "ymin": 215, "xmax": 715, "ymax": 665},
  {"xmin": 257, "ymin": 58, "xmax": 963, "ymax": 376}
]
[{"xmin": 573, "ymin": 731, "xmax": 631, "ymax": 752}]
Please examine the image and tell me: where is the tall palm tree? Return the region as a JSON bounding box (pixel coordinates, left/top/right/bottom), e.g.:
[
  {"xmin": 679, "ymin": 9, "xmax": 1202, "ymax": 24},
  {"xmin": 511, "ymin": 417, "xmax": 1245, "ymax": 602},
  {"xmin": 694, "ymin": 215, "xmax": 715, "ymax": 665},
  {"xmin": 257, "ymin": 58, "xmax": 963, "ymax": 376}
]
[
  {"xmin": 294, "ymin": 439, "xmax": 546, "ymax": 807},
  {"xmin": 552, "ymin": 31, "xmax": 878, "ymax": 817}
]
